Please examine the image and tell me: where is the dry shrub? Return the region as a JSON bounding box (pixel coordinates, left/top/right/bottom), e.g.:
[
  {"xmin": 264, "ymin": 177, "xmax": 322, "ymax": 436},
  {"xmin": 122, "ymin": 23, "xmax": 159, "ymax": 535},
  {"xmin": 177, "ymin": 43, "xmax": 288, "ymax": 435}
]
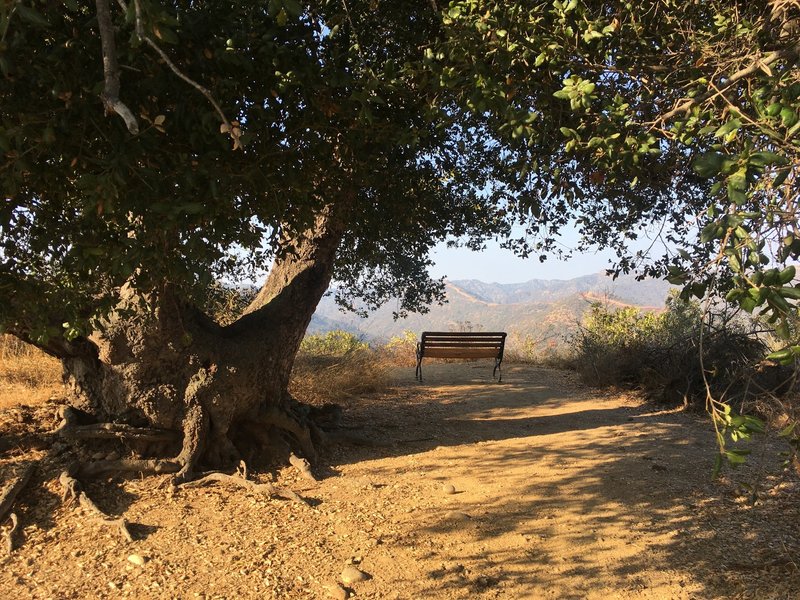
[
  {"xmin": 504, "ymin": 334, "xmax": 575, "ymax": 369},
  {"xmin": 0, "ymin": 335, "xmax": 63, "ymax": 408},
  {"xmin": 290, "ymin": 331, "xmax": 395, "ymax": 405}
]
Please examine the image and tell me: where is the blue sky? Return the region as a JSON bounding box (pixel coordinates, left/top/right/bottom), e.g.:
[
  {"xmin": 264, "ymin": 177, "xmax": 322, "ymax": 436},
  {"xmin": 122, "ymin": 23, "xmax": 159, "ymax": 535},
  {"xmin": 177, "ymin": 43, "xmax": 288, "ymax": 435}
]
[{"xmin": 429, "ymin": 223, "xmax": 670, "ymax": 283}]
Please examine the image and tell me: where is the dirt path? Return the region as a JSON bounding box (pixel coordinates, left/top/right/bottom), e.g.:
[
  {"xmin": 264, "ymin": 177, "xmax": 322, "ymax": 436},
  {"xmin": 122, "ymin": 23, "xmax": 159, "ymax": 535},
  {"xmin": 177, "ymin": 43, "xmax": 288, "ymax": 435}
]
[{"xmin": 1, "ymin": 364, "xmax": 799, "ymax": 598}]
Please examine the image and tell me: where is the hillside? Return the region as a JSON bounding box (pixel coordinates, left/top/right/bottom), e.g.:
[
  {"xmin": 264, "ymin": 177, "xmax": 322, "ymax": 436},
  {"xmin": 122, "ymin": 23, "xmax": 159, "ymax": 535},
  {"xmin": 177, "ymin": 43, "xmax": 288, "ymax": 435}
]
[{"xmin": 310, "ymin": 272, "xmax": 672, "ymax": 348}]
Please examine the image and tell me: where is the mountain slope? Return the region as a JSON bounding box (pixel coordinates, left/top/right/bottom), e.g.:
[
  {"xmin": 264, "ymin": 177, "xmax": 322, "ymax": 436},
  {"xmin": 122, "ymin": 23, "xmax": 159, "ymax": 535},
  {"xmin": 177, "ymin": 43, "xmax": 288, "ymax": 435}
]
[{"xmin": 310, "ymin": 272, "xmax": 672, "ymax": 346}]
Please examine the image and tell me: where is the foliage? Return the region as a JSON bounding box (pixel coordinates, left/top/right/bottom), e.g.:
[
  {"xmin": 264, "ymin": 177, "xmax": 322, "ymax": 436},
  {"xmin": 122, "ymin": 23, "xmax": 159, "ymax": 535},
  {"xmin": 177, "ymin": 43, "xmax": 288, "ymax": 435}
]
[
  {"xmin": 199, "ymin": 283, "xmax": 256, "ymax": 327},
  {"xmin": 0, "ymin": 0, "xmax": 509, "ymax": 341},
  {"xmin": 437, "ymin": 0, "xmax": 800, "ymax": 355},
  {"xmin": 4, "ymin": 1, "xmax": 798, "ymax": 347},
  {"xmin": 504, "ymin": 334, "xmax": 573, "ymax": 368},
  {"xmin": 574, "ymin": 294, "xmax": 700, "ymax": 387},
  {"xmin": 299, "ymin": 330, "xmax": 369, "ymax": 357},
  {"xmin": 572, "ymin": 294, "xmax": 767, "ymax": 399},
  {"xmin": 383, "ymin": 330, "xmax": 419, "ymax": 366}
]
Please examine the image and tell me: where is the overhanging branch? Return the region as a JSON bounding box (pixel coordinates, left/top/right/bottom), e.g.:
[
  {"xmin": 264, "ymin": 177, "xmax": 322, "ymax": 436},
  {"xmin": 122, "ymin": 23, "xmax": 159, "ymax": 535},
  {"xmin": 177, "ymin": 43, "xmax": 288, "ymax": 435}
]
[{"xmin": 95, "ymin": 0, "xmax": 139, "ymax": 134}]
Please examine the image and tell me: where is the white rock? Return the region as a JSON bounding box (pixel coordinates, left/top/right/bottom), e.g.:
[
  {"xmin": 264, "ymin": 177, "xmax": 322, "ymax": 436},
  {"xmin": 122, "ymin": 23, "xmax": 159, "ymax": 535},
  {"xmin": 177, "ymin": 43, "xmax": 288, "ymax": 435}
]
[
  {"xmin": 127, "ymin": 554, "xmax": 147, "ymax": 566},
  {"xmin": 341, "ymin": 565, "xmax": 370, "ymax": 584}
]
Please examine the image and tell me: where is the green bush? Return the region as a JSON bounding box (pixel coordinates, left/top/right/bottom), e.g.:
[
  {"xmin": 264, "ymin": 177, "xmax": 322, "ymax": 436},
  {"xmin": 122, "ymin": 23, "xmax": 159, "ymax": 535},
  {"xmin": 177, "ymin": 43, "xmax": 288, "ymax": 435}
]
[
  {"xmin": 300, "ymin": 330, "xmax": 369, "ymax": 357},
  {"xmin": 572, "ymin": 293, "xmax": 767, "ymax": 408}
]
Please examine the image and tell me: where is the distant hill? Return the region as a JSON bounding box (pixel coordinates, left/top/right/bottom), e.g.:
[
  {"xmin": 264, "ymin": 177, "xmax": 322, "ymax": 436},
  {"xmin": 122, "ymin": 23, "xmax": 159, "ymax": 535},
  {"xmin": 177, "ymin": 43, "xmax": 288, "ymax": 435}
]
[{"xmin": 309, "ymin": 272, "xmax": 672, "ymax": 349}]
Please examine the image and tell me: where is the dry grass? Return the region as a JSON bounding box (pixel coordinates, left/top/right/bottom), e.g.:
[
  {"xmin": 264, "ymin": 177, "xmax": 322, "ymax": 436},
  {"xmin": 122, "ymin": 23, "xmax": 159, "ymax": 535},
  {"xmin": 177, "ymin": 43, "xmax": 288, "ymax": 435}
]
[
  {"xmin": 290, "ymin": 349, "xmax": 396, "ymax": 406},
  {"xmin": 0, "ymin": 335, "xmax": 63, "ymax": 409}
]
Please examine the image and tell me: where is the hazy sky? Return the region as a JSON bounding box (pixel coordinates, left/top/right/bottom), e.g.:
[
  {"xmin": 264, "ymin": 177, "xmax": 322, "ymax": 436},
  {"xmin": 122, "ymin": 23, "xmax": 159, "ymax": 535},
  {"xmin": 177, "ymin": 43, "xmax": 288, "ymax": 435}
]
[{"xmin": 429, "ymin": 240, "xmax": 619, "ymax": 283}]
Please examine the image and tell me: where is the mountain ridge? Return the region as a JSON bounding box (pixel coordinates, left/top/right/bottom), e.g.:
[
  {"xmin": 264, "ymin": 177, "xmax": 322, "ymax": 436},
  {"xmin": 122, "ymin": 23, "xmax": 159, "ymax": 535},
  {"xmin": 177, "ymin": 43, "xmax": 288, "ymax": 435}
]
[{"xmin": 309, "ymin": 272, "xmax": 673, "ymax": 346}]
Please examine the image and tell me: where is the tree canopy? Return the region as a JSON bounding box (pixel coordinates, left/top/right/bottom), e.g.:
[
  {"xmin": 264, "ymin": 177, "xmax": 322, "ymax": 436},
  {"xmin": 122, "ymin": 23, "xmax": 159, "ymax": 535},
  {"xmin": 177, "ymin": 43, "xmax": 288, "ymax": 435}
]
[{"xmin": 1, "ymin": 0, "xmax": 799, "ymax": 346}]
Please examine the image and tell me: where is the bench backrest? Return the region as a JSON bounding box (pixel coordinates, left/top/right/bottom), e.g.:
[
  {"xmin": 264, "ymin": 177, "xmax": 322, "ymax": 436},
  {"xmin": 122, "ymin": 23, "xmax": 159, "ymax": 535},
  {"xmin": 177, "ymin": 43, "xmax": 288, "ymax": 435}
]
[{"xmin": 418, "ymin": 331, "xmax": 507, "ymax": 360}]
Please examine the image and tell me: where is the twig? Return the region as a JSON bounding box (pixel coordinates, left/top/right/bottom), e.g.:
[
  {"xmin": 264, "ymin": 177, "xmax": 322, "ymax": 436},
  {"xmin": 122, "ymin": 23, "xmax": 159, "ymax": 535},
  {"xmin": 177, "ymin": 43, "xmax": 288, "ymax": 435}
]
[
  {"xmin": 289, "ymin": 452, "xmax": 318, "ymax": 481},
  {"xmin": 4, "ymin": 513, "xmax": 19, "ymax": 554}
]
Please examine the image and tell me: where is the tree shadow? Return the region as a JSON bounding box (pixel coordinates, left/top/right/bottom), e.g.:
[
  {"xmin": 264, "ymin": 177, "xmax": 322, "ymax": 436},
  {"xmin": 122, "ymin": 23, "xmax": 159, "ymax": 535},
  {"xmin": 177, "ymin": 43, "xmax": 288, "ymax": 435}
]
[{"xmin": 326, "ymin": 363, "xmax": 800, "ymax": 598}]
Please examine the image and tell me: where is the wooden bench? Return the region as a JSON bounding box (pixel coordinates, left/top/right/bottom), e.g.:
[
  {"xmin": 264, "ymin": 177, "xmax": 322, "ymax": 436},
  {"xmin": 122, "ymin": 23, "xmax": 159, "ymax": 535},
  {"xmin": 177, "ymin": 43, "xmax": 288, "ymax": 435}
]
[{"xmin": 415, "ymin": 331, "xmax": 507, "ymax": 382}]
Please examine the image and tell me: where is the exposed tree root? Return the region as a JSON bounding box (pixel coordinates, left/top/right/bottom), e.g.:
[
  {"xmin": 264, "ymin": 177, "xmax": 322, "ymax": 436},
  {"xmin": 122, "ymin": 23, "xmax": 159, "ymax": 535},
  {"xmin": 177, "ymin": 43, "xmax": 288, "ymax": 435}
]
[
  {"xmin": 0, "ymin": 463, "xmax": 35, "ymax": 524},
  {"xmin": 1, "ymin": 463, "xmax": 35, "ymax": 554},
  {"xmin": 55, "ymin": 406, "xmax": 179, "ymax": 443},
  {"xmin": 59, "ymin": 468, "xmax": 134, "ymax": 542},
  {"xmin": 288, "ymin": 452, "xmax": 318, "ymax": 481},
  {"xmin": 4, "ymin": 513, "xmax": 19, "ymax": 554},
  {"xmin": 175, "ymin": 395, "xmax": 210, "ymax": 482},
  {"xmin": 260, "ymin": 405, "xmax": 318, "ymax": 463},
  {"xmin": 76, "ymin": 459, "xmax": 181, "ymax": 479},
  {"xmin": 182, "ymin": 462, "xmax": 308, "ymax": 505}
]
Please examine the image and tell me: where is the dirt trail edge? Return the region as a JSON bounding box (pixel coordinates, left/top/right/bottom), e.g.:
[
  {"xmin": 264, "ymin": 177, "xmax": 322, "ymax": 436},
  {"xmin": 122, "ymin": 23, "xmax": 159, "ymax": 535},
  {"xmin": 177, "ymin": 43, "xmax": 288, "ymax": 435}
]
[{"xmin": 1, "ymin": 364, "xmax": 798, "ymax": 599}]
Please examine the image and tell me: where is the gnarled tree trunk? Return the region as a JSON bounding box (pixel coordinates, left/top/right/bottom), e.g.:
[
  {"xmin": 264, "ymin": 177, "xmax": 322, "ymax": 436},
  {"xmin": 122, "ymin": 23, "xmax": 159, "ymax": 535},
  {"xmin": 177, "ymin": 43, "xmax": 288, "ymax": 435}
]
[{"xmin": 29, "ymin": 201, "xmax": 350, "ymax": 479}]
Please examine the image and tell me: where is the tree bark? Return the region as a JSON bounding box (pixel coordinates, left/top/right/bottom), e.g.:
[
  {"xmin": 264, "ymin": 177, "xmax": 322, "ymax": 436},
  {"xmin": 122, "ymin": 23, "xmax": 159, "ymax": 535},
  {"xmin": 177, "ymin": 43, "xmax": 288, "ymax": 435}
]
[{"xmin": 16, "ymin": 199, "xmax": 352, "ymax": 476}]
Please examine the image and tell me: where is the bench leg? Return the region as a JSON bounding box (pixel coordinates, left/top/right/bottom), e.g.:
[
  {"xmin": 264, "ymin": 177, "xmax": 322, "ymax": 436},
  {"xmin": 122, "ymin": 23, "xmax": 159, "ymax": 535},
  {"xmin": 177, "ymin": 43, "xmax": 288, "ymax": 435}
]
[
  {"xmin": 494, "ymin": 358, "xmax": 502, "ymax": 383},
  {"xmin": 415, "ymin": 357, "xmax": 423, "ymax": 381}
]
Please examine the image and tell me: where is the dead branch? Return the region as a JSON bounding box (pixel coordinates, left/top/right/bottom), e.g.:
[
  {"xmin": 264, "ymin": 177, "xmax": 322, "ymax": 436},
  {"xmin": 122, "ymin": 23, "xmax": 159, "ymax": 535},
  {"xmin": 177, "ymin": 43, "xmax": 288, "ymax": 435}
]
[
  {"xmin": 0, "ymin": 463, "xmax": 35, "ymax": 524},
  {"xmin": 1, "ymin": 463, "xmax": 35, "ymax": 554},
  {"xmin": 657, "ymin": 42, "xmax": 800, "ymax": 125},
  {"xmin": 59, "ymin": 468, "xmax": 134, "ymax": 542},
  {"xmin": 95, "ymin": 0, "xmax": 139, "ymax": 133},
  {"xmin": 182, "ymin": 465, "xmax": 307, "ymax": 505},
  {"xmin": 58, "ymin": 422, "xmax": 180, "ymax": 443}
]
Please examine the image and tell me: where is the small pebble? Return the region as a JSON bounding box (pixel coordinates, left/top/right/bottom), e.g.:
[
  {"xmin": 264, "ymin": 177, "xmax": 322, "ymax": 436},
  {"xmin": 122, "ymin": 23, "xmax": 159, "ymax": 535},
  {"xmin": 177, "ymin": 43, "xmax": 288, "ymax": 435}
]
[
  {"xmin": 127, "ymin": 554, "xmax": 147, "ymax": 566},
  {"xmin": 341, "ymin": 565, "xmax": 370, "ymax": 584},
  {"xmin": 326, "ymin": 583, "xmax": 349, "ymax": 600},
  {"xmin": 443, "ymin": 483, "xmax": 456, "ymax": 495}
]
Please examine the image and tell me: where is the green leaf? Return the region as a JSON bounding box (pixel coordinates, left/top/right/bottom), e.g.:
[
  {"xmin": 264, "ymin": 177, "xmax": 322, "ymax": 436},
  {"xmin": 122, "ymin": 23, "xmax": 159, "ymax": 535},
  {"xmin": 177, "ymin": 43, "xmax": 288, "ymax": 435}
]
[
  {"xmin": 778, "ymin": 286, "xmax": 800, "ymax": 300},
  {"xmin": 693, "ymin": 152, "xmax": 724, "ymax": 177},
  {"xmin": 779, "ymin": 265, "xmax": 796, "ymax": 284},
  {"xmin": 780, "ymin": 107, "xmax": 798, "ymax": 128},
  {"xmin": 712, "ymin": 453, "xmax": 723, "ymax": 478},
  {"xmin": 749, "ymin": 151, "xmax": 788, "ymax": 167},
  {"xmin": 727, "ymin": 184, "xmax": 747, "ymax": 206},
  {"xmin": 765, "ymin": 102, "xmax": 782, "ymax": 117},
  {"xmin": 724, "ymin": 450, "xmax": 748, "ymax": 465},
  {"xmin": 16, "ymin": 4, "xmax": 50, "ymax": 27},
  {"xmin": 714, "ymin": 118, "xmax": 741, "ymax": 139},
  {"xmin": 283, "ymin": 0, "xmax": 302, "ymax": 18}
]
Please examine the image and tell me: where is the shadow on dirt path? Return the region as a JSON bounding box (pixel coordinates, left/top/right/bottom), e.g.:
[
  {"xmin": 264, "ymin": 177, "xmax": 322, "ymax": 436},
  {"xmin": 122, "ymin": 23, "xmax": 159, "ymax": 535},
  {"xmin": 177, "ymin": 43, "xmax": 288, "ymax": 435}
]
[
  {"xmin": 1, "ymin": 364, "xmax": 797, "ymax": 599},
  {"xmin": 323, "ymin": 363, "xmax": 800, "ymax": 599}
]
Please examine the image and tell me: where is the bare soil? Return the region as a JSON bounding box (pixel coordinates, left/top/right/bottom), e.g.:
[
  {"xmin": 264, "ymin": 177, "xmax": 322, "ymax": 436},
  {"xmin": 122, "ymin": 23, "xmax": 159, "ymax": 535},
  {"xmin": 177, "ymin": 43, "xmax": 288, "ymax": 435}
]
[{"xmin": 1, "ymin": 364, "xmax": 798, "ymax": 599}]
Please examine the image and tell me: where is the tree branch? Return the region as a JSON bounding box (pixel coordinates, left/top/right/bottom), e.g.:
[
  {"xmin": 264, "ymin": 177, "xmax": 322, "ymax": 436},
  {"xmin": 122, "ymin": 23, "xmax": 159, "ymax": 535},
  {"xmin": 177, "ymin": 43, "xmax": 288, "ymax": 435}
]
[
  {"xmin": 657, "ymin": 43, "xmax": 800, "ymax": 124},
  {"xmin": 115, "ymin": 0, "xmax": 240, "ymax": 148},
  {"xmin": 95, "ymin": 0, "xmax": 139, "ymax": 134}
]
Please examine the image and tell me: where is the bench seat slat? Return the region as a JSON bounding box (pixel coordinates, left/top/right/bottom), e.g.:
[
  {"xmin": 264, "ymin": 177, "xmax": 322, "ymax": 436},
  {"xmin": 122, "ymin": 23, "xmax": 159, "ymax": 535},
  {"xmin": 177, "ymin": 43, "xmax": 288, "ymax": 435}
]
[{"xmin": 422, "ymin": 348, "xmax": 501, "ymax": 359}]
